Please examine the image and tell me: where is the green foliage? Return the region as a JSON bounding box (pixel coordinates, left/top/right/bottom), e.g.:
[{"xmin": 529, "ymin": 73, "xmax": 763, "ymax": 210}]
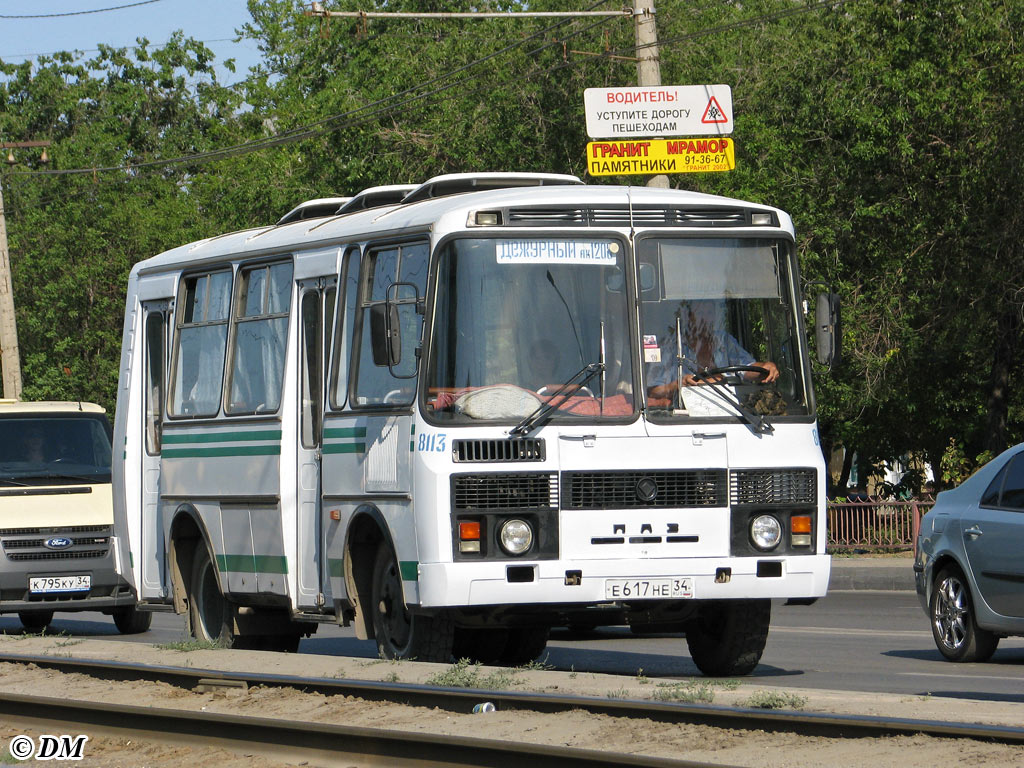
[
  {"xmin": 0, "ymin": 0, "xmax": 1021, "ymax": 467},
  {"xmin": 743, "ymin": 690, "xmax": 808, "ymax": 710},
  {"xmin": 425, "ymin": 658, "xmax": 520, "ymax": 689}
]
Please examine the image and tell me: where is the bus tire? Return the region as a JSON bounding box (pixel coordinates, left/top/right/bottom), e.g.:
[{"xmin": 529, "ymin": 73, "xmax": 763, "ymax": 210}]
[
  {"xmin": 498, "ymin": 627, "xmax": 549, "ymax": 666},
  {"xmin": 686, "ymin": 599, "xmax": 770, "ymax": 676},
  {"xmin": 188, "ymin": 542, "xmax": 234, "ymax": 646},
  {"xmin": 18, "ymin": 610, "xmax": 53, "ymax": 633},
  {"xmin": 113, "ymin": 606, "xmax": 153, "ymax": 634},
  {"xmin": 371, "ymin": 543, "xmax": 454, "ymax": 662}
]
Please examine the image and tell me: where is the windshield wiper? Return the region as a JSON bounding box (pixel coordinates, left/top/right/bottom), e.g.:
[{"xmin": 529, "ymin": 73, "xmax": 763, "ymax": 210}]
[
  {"xmin": 685, "ymin": 366, "xmax": 775, "ymax": 435},
  {"xmin": 510, "ymin": 362, "xmax": 605, "ymax": 437}
]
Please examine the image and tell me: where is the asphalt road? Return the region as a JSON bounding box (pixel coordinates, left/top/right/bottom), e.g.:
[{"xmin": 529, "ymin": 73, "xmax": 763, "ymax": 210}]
[{"xmin": 2, "ymin": 591, "xmax": 1022, "ymax": 703}]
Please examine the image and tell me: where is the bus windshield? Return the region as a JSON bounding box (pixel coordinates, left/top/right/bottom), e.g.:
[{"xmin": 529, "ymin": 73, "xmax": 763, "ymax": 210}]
[
  {"xmin": 425, "ymin": 236, "xmax": 635, "ymax": 423},
  {"xmin": 638, "ymin": 237, "xmax": 811, "ymax": 421}
]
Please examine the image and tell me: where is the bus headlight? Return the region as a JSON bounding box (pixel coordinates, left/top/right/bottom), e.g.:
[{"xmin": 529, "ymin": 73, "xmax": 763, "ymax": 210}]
[
  {"xmin": 750, "ymin": 515, "xmax": 782, "ymax": 551},
  {"xmin": 499, "ymin": 519, "xmax": 533, "ymax": 556}
]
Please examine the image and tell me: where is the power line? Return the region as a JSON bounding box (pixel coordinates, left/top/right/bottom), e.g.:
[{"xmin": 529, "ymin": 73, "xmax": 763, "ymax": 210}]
[
  {"xmin": 7, "ymin": 0, "xmax": 852, "ymax": 185},
  {"xmin": 11, "ymin": 9, "xmax": 618, "ymax": 178},
  {"xmin": 0, "ymin": 1, "xmax": 163, "ymax": 19}
]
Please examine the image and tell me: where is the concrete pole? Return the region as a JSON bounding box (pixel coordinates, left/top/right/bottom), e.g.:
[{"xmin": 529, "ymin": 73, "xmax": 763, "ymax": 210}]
[
  {"xmin": 634, "ymin": 0, "xmax": 669, "ymax": 189},
  {"xmin": 0, "ymin": 177, "xmax": 23, "ymax": 399}
]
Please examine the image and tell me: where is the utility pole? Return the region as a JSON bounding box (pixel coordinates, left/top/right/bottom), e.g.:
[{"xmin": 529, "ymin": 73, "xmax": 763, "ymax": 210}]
[
  {"xmin": 633, "ymin": 0, "xmax": 668, "ymax": 189},
  {"xmin": 0, "ymin": 139, "xmax": 50, "ymax": 400}
]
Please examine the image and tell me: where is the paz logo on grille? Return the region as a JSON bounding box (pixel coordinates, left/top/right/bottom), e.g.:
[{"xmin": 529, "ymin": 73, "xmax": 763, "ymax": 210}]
[
  {"xmin": 44, "ymin": 537, "xmax": 73, "ymax": 550},
  {"xmin": 635, "ymin": 477, "xmax": 659, "ymax": 503}
]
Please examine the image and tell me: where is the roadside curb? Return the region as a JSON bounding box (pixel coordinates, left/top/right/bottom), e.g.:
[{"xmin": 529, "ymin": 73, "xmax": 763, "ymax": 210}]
[{"xmin": 828, "ymin": 557, "xmax": 915, "ymax": 592}]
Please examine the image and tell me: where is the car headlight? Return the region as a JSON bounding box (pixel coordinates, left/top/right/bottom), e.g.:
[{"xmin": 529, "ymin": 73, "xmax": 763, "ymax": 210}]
[
  {"xmin": 750, "ymin": 515, "xmax": 782, "ymax": 551},
  {"xmin": 499, "ymin": 519, "xmax": 533, "ymax": 555}
]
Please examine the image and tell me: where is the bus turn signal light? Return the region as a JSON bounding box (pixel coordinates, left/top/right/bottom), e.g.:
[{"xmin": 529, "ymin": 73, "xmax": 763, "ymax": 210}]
[
  {"xmin": 459, "ymin": 520, "xmax": 481, "ymax": 553},
  {"xmin": 791, "ymin": 515, "xmax": 812, "ymax": 547}
]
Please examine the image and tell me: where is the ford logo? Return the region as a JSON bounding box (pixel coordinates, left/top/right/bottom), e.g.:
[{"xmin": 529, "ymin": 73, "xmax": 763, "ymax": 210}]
[{"xmin": 44, "ymin": 537, "xmax": 73, "ymax": 550}]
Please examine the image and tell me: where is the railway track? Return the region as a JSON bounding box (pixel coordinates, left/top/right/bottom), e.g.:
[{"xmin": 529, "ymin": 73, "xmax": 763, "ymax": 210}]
[{"xmin": 0, "ymin": 651, "xmax": 1022, "ymax": 767}]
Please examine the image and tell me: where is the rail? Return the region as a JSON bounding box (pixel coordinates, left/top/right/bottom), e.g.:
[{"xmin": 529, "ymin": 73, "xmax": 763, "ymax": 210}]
[{"xmin": 827, "ymin": 497, "xmax": 934, "ymax": 551}]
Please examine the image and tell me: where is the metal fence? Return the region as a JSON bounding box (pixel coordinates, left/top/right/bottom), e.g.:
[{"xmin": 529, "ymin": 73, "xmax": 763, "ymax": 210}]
[{"xmin": 826, "ymin": 497, "xmax": 934, "ymax": 551}]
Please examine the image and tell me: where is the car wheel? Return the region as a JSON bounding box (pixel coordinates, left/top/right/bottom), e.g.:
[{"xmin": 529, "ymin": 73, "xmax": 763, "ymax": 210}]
[
  {"xmin": 113, "ymin": 605, "xmax": 153, "ymax": 634},
  {"xmin": 930, "ymin": 564, "xmax": 999, "ymax": 662},
  {"xmin": 18, "ymin": 610, "xmax": 54, "ymax": 633}
]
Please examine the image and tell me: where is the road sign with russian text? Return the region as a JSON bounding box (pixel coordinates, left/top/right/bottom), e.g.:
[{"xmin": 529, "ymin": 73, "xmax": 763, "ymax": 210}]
[
  {"xmin": 583, "ymin": 85, "xmax": 733, "ymax": 139},
  {"xmin": 586, "ymin": 137, "xmax": 735, "ymax": 176}
]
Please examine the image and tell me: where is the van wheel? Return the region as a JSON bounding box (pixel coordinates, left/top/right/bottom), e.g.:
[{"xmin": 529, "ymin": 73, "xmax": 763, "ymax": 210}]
[
  {"xmin": 18, "ymin": 611, "xmax": 53, "ymax": 633},
  {"xmin": 113, "ymin": 606, "xmax": 153, "ymax": 634},
  {"xmin": 931, "ymin": 564, "xmax": 999, "ymax": 662},
  {"xmin": 686, "ymin": 599, "xmax": 770, "ymax": 676},
  {"xmin": 371, "ymin": 543, "xmax": 453, "ymax": 662},
  {"xmin": 188, "ymin": 542, "xmax": 234, "ymax": 646}
]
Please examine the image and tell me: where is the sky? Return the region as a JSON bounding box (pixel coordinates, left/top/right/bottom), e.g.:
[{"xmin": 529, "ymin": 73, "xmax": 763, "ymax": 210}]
[{"xmin": 0, "ymin": 0, "xmax": 263, "ymax": 84}]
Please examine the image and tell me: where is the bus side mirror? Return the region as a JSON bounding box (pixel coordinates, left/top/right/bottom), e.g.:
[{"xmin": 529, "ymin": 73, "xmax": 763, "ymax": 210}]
[
  {"xmin": 815, "ymin": 292, "xmax": 841, "ymax": 370},
  {"xmin": 370, "ymin": 303, "xmax": 401, "ymax": 367}
]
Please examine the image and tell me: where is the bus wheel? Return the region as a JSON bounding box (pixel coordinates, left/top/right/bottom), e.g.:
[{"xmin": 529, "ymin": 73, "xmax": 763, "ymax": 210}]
[
  {"xmin": 498, "ymin": 627, "xmax": 549, "ymax": 666},
  {"xmin": 371, "ymin": 543, "xmax": 453, "ymax": 662},
  {"xmin": 113, "ymin": 606, "xmax": 153, "ymax": 635},
  {"xmin": 686, "ymin": 599, "xmax": 770, "ymax": 676},
  {"xmin": 189, "ymin": 542, "xmax": 233, "ymax": 646},
  {"xmin": 18, "ymin": 610, "xmax": 53, "ymax": 633}
]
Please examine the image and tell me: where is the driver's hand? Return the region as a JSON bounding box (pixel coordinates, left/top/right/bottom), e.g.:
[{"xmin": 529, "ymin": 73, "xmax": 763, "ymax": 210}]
[
  {"xmin": 752, "ymin": 361, "xmax": 779, "ymax": 383},
  {"xmin": 682, "ymin": 373, "xmax": 721, "ymax": 386}
]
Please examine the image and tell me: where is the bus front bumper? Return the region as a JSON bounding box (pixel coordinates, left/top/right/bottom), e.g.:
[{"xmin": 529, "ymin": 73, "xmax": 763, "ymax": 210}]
[{"xmin": 415, "ymin": 554, "xmax": 830, "ymax": 608}]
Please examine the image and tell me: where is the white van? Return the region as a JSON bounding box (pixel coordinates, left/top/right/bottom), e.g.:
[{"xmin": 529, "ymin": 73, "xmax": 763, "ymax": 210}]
[{"xmin": 0, "ymin": 400, "xmax": 150, "ymax": 633}]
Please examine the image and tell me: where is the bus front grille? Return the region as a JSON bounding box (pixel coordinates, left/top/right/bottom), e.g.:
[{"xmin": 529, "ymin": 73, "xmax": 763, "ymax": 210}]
[
  {"xmin": 452, "ymin": 472, "xmax": 557, "ymax": 510},
  {"xmin": 562, "ymin": 470, "xmax": 728, "ymax": 510},
  {"xmin": 730, "ymin": 469, "xmax": 817, "ymax": 506}
]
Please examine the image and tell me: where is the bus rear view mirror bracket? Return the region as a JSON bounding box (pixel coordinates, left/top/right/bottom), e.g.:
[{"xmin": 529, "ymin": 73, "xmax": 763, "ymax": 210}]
[
  {"xmin": 371, "ymin": 282, "xmax": 422, "ymax": 377},
  {"xmin": 815, "ymin": 292, "xmax": 841, "ymax": 371}
]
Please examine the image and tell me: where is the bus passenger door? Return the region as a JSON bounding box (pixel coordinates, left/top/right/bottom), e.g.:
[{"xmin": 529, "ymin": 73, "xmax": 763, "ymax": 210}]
[
  {"xmin": 140, "ymin": 301, "xmax": 170, "ymax": 600},
  {"xmin": 296, "ymin": 280, "xmax": 334, "ymax": 611}
]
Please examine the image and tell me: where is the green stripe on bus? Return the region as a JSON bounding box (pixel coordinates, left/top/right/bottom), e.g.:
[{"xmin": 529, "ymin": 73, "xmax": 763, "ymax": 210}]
[
  {"xmin": 400, "ymin": 561, "xmax": 418, "ymax": 581},
  {"xmin": 163, "ymin": 445, "xmax": 282, "ymax": 458},
  {"xmin": 215, "ymin": 554, "xmax": 289, "ymax": 574},
  {"xmin": 322, "ymin": 443, "xmax": 366, "ymax": 454},
  {"xmin": 328, "ymin": 558, "xmax": 344, "ymax": 578},
  {"xmin": 163, "ymin": 430, "xmax": 282, "ymax": 444},
  {"xmin": 323, "ymin": 427, "xmax": 367, "ymax": 438}
]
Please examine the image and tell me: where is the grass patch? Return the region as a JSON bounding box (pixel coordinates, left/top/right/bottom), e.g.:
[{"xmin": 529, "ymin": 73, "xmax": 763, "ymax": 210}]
[
  {"xmin": 651, "ymin": 680, "xmax": 716, "ymax": 703},
  {"xmin": 0, "ymin": 748, "xmax": 19, "ymax": 764},
  {"xmin": 426, "ymin": 659, "xmax": 520, "ymax": 690},
  {"xmin": 155, "ymin": 638, "xmax": 227, "ymax": 652},
  {"xmin": 743, "ymin": 690, "xmax": 808, "ymax": 710}
]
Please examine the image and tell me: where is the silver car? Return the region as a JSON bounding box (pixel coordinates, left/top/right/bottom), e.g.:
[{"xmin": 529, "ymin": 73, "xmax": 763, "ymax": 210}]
[{"xmin": 915, "ymin": 443, "xmax": 1024, "ymax": 661}]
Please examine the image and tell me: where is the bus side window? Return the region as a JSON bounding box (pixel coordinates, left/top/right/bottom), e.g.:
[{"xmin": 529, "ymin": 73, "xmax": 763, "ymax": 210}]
[
  {"xmin": 170, "ymin": 270, "xmax": 232, "ymax": 417},
  {"xmin": 353, "ymin": 242, "xmax": 427, "ymax": 407},
  {"xmin": 329, "ymin": 247, "xmax": 360, "ymax": 410},
  {"xmin": 144, "ymin": 311, "xmax": 165, "ymax": 453},
  {"xmin": 226, "ymin": 261, "xmax": 293, "ymax": 415}
]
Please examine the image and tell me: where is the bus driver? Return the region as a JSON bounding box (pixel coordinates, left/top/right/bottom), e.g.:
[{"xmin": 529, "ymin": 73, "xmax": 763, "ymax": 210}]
[{"xmin": 647, "ymin": 300, "xmax": 779, "ymax": 401}]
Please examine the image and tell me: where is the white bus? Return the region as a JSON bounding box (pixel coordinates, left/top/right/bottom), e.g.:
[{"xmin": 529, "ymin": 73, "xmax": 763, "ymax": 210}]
[{"xmin": 112, "ymin": 172, "xmax": 836, "ymax": 673}]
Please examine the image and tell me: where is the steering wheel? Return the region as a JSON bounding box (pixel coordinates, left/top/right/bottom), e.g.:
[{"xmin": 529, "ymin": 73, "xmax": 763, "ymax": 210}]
[
  {"xmin": 537, "ymin": 385, "xmax": 596, "ymax": 398},
  {"xmin": 696, "ymin": 365, "xmax": 770, "ymax": 384}
]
